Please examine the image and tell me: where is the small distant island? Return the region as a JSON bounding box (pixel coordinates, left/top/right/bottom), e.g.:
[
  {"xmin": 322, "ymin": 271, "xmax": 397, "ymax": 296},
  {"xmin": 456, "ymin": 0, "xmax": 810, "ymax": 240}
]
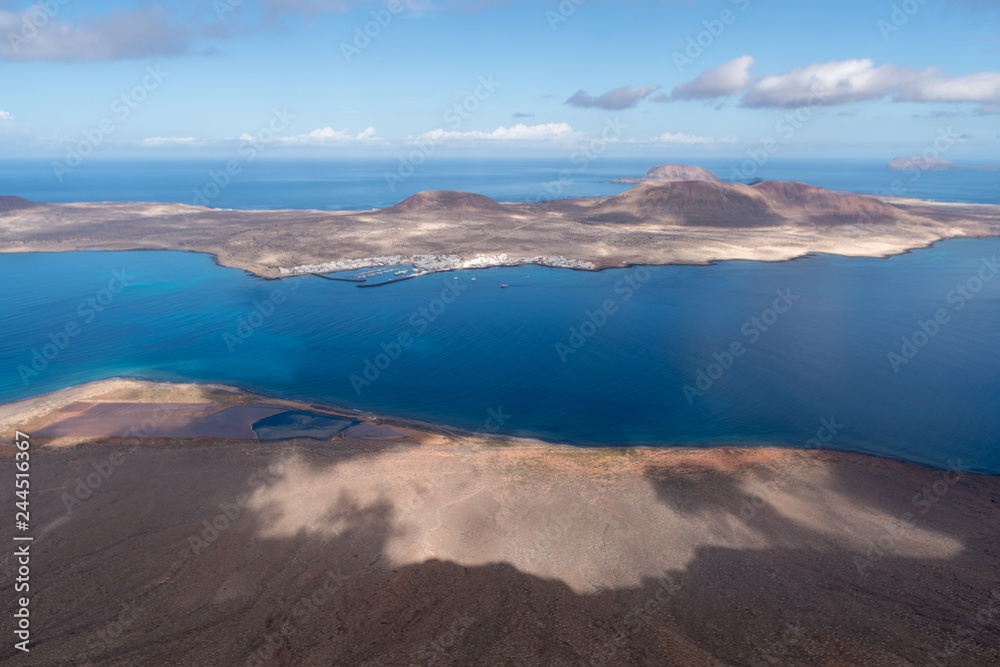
[
  {"xmin": 608, "ymin": 163, "xmax": 719, "ymax": 184},
  {"xmin": 888, "ymin": 157, "xmax": 1000, "ymax": 171}
]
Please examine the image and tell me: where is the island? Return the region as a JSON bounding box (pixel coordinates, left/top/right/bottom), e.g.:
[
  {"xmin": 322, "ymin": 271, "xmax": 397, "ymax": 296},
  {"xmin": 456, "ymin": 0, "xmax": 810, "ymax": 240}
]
[
  {"xmin": 888, "ymin": 157, "xmax": 1000, "ymax": 171},
  {"xmin": 608, "ymin": 163, "xmax": 720, "ymax": 183},
  {"xmin": 2, "ymin": 166, "xmax": 1000, "ymax": 280}
]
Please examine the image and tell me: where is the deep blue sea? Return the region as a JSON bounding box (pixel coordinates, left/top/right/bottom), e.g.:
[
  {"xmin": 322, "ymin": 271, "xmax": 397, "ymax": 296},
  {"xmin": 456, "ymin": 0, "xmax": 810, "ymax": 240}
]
[
  {"xmin": 3, "ymin": 157, "xmax": 1000, "ymax": 209},
  {"xmin": 1, "ymin": 159, "xmax": 998, "ymax": 472}
]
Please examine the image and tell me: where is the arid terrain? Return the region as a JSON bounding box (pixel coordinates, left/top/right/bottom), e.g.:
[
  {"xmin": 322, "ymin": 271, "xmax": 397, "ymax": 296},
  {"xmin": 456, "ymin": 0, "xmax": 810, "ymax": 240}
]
[
  {"xmin": 2, "ymin": 172, "xmax": 999, "ymax": 278},
  {"xmin": 1, "ymin": 380, "xmax": 998, "ymax": 666}
]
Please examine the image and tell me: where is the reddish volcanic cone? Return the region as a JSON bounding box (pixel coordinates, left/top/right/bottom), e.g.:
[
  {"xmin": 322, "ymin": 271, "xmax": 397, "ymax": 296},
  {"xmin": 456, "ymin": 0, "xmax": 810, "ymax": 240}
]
[
  {"xmin": 752, "ymin": 181, "xmax": 897, "ymax": 224},
  {"xmin": 588, "ymin": 180, "xmax": 900, "ymax": 227},
  {"xmin": 0, "ymin": 195, "xmax": 39, "ymax": 215},
  {"xmin": 378, "ymin": 190, "xmax": 514, "ymax": 216}
]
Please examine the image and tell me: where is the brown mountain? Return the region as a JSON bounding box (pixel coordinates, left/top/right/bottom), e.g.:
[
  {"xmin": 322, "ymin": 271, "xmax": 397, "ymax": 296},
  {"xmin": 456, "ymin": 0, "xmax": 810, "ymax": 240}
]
[
  {"xmin": 609, "ymin": 164, "xmax": 719, "ymax": 184},
  {"xmin": 0, "ymin": 195, "xmax": 39, "ymax": 215},
  {"xmin": 377, "ymin": 190, "xmax": 514, "ymax": 216},
  {"xmin": 587, "ymin": 180, "xmax": 898, "ymax": 227},
  {"xmin": 753, "ymin": 180, "xmax": 897, "ymax": 224}
]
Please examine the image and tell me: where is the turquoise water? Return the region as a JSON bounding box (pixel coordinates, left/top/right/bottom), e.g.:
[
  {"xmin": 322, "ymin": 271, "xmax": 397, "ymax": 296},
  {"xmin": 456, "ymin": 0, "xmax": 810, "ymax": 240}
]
[{"xmin": 1, "ymin": 241, "xmax": 998, "ymax": 472}]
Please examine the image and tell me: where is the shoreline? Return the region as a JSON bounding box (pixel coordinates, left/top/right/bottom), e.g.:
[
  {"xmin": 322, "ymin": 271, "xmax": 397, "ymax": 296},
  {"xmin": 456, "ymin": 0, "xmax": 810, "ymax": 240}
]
[
  {"xmin": 1, "ymin": 189, "xmax": 998, "ymax": 279},
  {"xmin": 10, "ymin": 405, "xmax": 1000, "ymax": 667},
  {"xmin": 4, "ymin": 377, "xmax": 996, "ymax": 476},
  {"xmin": 2, "ymin": 232, "xmax": 997, "ymax": 285}
]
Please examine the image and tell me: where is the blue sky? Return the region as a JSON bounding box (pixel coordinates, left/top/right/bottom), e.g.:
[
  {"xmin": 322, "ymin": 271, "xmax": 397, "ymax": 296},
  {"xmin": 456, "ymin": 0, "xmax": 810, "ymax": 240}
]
[{"xmin": 0, "ymin": 0, "xmax": 998, "ymax": 161}]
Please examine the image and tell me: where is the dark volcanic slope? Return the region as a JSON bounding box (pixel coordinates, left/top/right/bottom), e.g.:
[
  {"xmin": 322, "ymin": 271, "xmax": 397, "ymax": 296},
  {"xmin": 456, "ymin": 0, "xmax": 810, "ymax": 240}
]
[
  {"xmin": 753, "ymin": 180, "xmax": 898, "ymax": 224},
  {"xmin": 588, "ymin": 181, "xmax": 782, "ymax": 226},
  {"xmin": 588, "ymin": 180, "xmax": 901, "ymax": 227},
  {"xmin": 378, "ymin": 190, "xmax": 515, "ymax": 216},
  {"xmin": 2, "ymin": 434, "xmax": 998, "ymax": 666},
  {"xmin": 0, "ymin": 195, "xmax": 39, "ymax": 215}
]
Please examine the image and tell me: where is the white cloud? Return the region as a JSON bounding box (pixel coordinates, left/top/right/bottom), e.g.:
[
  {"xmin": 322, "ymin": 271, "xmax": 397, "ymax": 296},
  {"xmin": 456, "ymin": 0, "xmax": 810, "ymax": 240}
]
[
  {"xmin": 743, "ymin": 59, "xmax": 914, "ymax": 107},
  {"xmin": 566, "ymin": 85, "xmax": 659, "ymax": 110},
  {"xmin": 671, "ymin": 56, "xmax": 754, "ymax": 100},
  {"xmin": 671, "ymin": 57, "xmax": 1000, "ymax": 113},
  {"xmin": 648, "ymin": 132, "xmax": 737, "ymax": 146},
  {"xmin": 263, "ymin": 0, "xmax": 508, "ymax": 17},
  {"xmin": 412, "ymin": 122, "xmax": 579, "ymax": 143},
  {"xmin": 140, "ymin": 137, "xmax": 203, "ymax": 147},
  {"xmin": 0, "ymin": 109, "xmax": 13, "ymax": 127},
  {"xmin": 271, "ymin": 126, "xmax": 379, "ymax": 145},
  {"xmin": 0, "ymin": 7, "xmax": 194, "ymax": 61},
  {"xmin": 897, "ymin": 70, "xmax": 1000, "ymax": 103}
]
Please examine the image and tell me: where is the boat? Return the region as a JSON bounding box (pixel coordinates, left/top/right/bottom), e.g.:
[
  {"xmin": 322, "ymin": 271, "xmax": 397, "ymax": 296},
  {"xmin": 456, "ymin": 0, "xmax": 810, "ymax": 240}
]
[
  {"xmin": 500, "ymin": 283, "xmax": 508, "ymax": 289},
  {"xmin": 471, "ymin": 273, "xmax": 477, "ymax": 281}
]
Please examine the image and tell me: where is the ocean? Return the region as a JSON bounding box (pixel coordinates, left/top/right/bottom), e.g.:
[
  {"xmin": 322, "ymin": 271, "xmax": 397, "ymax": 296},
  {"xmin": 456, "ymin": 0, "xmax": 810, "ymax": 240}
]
[
  {"xmin": 1, "ymin": 241, "xmax": 998, "ymax": 472},
  {"xmin": 0, "ymin": 158, "xmax": 998, "ymax": 472},
  {"xmin": 3, "ymin": 157, "xmax": 1000, "ymax": 210}
]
